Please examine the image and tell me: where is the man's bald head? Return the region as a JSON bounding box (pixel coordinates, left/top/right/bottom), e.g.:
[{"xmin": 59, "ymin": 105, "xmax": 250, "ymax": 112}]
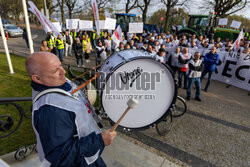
[
  {"xmin": 25, "ymin": 52, "xmax": 66, "ymax": 86},
  {"xmin": 26, "ymin": 52, "xmax": 58, "ymax": 77}
]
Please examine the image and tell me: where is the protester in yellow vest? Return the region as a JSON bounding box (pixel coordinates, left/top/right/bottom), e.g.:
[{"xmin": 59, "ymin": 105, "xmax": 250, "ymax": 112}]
[
  {"xmin": 82, "ymin": 34, "xmax": 93, "ymax": 63},
  {"xmin": 90, "ymin": 30, "xmax": 96, "ymax": 49},
  {"xmin": 46, "ymin": 31, "xmax": 57, "ymax": 55},
  {"xmin": 56, "ymin": 35, "xmax": 64, "ymax": 62},
  {"xmin": 70, "ymin": 29, "xmax": 77, "ymax": 40}
]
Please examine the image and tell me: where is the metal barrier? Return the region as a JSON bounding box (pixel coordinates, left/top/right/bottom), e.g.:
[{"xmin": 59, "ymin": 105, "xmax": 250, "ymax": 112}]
[{"xmin": 0, "ymin": 97, "xmax": 36, "ymax": 160}]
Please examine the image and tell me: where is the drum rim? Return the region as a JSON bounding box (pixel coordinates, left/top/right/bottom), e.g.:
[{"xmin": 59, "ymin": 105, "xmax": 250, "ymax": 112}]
[{"xmin": 99, "ymin": 54, "xmax": 178, "ymax": 131}]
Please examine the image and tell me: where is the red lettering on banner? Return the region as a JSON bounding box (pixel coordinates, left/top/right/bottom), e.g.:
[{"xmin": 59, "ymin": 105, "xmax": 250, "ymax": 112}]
[{"xmin": 93, "ymin": 3, "xmax": 97, "ymax": 21}]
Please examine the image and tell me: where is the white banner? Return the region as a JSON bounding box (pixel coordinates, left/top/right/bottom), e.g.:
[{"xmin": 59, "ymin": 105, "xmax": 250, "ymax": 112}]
[
  {"xmin": 66, "ymin": 19, "xmax": 79, "ymax": 29},
  {"xmin": 104, "ymin": 18, "xmax": 116, "ymax": 30},
  {"xmin": 218, "ymin": 18, "xmax": 228, "ymax": 26},
  {"xmin": 230, "ymin": 20, "xmax": 241, "ymax": 29},
  {"xmin": 52, "ymin": 22, "xmax": 62, "ymax": 32},
  {"xmin": 165, "ymin": 47, "xmax": 250, "ymax": 91},
  {"xmin": 28, "ymin": 1, "xmax": 60, "ymax": 36},
  {"xmin": 129, "ymin": 22, "xmax": 143, "ymax": 33},
  {"xmin": 211, "ymin": 52, "xmax": 249, "ymax": 91},
  {"xmin": 78, "ymin": 20, "xmax": 93, "ymax": 30},
  {"xmin": 91, "ymin": 0, "xmax": 100, "ymax": 36},
  {"xmin": 99, "ymin": 20, "xmax": 106, "ymax": 30}
]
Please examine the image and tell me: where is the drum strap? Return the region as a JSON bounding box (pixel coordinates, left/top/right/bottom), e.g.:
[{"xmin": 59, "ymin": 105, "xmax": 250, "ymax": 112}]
[
  {"xmin": 33, "ymin": 88, "xmax": 104, "ymax": 129},
  {"xmin": 33, "ymin": 88, "xmax": 78, "ymax": 103}
]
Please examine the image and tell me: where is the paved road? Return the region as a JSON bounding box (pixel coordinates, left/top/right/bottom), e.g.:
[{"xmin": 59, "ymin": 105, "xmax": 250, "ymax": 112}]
[{"xmin": 1, "ymin": 28, "xmax": 249, "ymax": 167}]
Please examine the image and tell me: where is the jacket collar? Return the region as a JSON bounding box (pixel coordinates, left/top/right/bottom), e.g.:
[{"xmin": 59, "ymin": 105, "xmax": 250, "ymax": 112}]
[{"xmin": 31, "ymin": 81, "xmax": 72, "ymax": 92}]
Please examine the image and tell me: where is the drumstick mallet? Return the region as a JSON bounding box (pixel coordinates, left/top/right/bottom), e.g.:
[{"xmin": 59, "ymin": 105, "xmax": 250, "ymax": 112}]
[
  {"xmin": 111, "ymin": 99, "xmax": 139, "ymax": 132},
  {"xmin": 72, "ymin": 72, "xmax": 101, "ymax": 94}
]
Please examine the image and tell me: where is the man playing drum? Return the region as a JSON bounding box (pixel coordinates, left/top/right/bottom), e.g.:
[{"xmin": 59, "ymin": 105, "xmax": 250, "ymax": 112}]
[{"xmin": 25, "ymin": 52, "xmax": 116, "ymax": 167}]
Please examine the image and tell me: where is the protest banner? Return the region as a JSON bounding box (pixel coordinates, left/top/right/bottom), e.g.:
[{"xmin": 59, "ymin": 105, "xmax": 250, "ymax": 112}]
[
  {"xmin": 212, "ymin": 52, "xmax": 249, "ymax": 91},
  {"xmin": 105, "ymin": 10, "xmax": 112, "ymax": 33},
  {"xmin": 99, "ymin": 20, "xmax": 106, "ymax": 30},
  {"xmin": 52, "ymin": 22, "xmax": 62, "ymax": 32},
  {"xmin": 66, "ymin": 19, "xmax": 79, "ymax": 29},
  {"xmin": 230, "ymin": 20, "xmax": 241, "ymax": 29},
  {"xmin": 104, "ymin": 18, "xmax": 116, "ymax": 30},
  {"xmin": 78, "ymin": 20, "xmax": 93, "ymax": 31},
  {"xmin": 91, "ymin": 0, "xmax": 100, "ymax": 36},
  {"xmin": 218, "ymin": 18, "xmax": 228, "ymax": 26},
  {"xmin": 166, "ymin": 46, "xmax": 250, "ymax": 91},
  {"xmin": 129, "ymin": 23, "xmax": 143, "ymax": 33}
]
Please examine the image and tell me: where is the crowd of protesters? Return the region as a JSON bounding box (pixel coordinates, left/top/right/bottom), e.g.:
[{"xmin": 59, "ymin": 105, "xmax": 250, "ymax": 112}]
[{"xmin": 40, "ymin": 29, "xmax": 250, "ymax": 100}]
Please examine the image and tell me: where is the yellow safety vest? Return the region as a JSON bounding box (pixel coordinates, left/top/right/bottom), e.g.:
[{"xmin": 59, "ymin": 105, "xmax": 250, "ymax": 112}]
[
  {"xmin": 57, "ymin": 39, "xmax": 64, "ymax": 49},
  {"xmin": 71, "ymin": 32, "xmax": 77, "ymax": 39},
  {"xmin": 82, "ymin": 38, "xmax": 91, "ymax": 51},
  {"xmin": 100, "ymin": 32, "xmax": 104, "ymax": 37},
  {"xmin": 47, "ymin": 36, "xmax": 56, "ymax": 47}
]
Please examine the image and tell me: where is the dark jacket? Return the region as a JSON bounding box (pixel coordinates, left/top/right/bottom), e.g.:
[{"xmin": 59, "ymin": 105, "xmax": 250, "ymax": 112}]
[
  {"xmin": 32, "ymin": 81, "xmax": 106, "ymax": 167},
  {"xmin": 203, "ymin": 51, "xmax": 219, "ymax": 71},
  {"xmin": 73, "ymin": 42, "xmax": 83, "ymax": 56}
]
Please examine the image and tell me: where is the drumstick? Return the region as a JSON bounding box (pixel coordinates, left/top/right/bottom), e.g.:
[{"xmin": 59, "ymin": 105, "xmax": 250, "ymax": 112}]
[
  {"xmin": 111, "ymin": 99, "xmax": 139, "ymax": 131},
  {"xmin": 72, "ymin": 65, "xmax": 101, "ymax": 81},
  {"xmin": 72, "ymin": 72, "xmax": 101, "ymax": 94}
]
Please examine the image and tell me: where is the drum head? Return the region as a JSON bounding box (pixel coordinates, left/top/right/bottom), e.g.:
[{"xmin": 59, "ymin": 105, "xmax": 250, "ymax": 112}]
[{"xmin": 101, "ymin": 57, "xmax": 177, "ymax": 130}]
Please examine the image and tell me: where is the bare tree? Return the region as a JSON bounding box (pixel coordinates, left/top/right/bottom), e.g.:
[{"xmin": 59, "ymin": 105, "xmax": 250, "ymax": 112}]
[
  {"xmin": 46, "ymin": 0, "xmax": 56, "ymax": 15},
  {"xmin": 0, "ymin": 0, "xmax": 12, "ymax": 18},
  {"xmin": 137, "ymin": 0, "xmax": 152, "ymax": 23},
  {"xmin": 8, "ymin": 0, "xmax": 23, "ymax": 23},
  {"xmin": 125, "ymin": 0, "xmax": 138, "ymax": 13},
  {"xmin": 65, "ymin": 0, "xmax": 78, "ymax": 19},
  {"xmin": 160, "ymin": 0, "xmax": 188, "ymax": 32},
  {"xmin": 201, "ymin": 0, "xmax": 249, "ymax": 17},
  {"xmin": 55, "ymin": 0, "xmax": 65, "ymax": 22}
]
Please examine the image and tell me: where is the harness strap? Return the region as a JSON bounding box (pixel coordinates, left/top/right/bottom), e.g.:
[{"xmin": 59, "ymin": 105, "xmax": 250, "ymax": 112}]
[{"xmin": 33, "ymin": 88, "xmax": 78, "ymax": 103}]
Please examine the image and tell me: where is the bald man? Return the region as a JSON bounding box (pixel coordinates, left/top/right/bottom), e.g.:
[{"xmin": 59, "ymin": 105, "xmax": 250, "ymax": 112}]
[{"xmin": 26, "ymin": 52, "xmax": 116, "ymax": 167}]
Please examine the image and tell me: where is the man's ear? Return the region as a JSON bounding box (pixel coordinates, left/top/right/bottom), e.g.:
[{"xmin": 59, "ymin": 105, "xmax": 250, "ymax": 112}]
[{"xmin": 31, "ymin": 74, "xmax": 43, "ymax": 85}]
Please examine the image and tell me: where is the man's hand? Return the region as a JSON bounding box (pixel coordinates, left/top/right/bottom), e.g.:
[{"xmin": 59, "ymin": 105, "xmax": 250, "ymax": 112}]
[{"xmin": 101, "ymin": 129, "xmax": 117, "ymax": 146}]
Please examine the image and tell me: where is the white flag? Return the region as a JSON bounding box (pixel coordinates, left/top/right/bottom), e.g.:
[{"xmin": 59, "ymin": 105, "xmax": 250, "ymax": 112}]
[
  {"xmin": 91, "ymin": 0, "xmax": 100, "ymax": 36},
  {"xmin": 28, "ymin": 1, "xmax": 60, "ymax": 36},
  {"xmin": 233, "ymin": 29, "xmax": 244, "ymax": 52},
  {"xmin": 111, "ymin": 25, "xmax": 122, "ymax": 44}
]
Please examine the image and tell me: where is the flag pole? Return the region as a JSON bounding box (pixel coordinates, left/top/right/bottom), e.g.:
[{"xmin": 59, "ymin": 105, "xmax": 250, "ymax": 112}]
[
  {"xmin": 0, "ymin": 15, "xmax": 14, "ymax": 74},
  {"xmin": 22, "ymin": 0, "xmax": 34, "ymax": 53}
]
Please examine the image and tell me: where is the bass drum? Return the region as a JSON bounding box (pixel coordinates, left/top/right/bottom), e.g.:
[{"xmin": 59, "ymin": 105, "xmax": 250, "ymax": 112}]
[{"xmin": 97, "ymin": 50, "xmax": 177, "ymax": 130}]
